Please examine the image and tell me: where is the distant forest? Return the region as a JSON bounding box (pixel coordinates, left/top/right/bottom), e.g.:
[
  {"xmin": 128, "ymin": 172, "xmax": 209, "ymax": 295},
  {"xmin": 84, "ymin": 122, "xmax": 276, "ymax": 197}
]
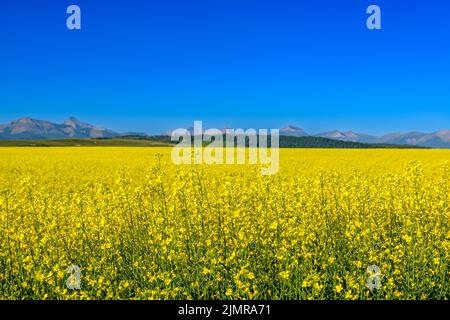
[
  {"xmin": 0, "ymin": 135, "xmax": 426, "ymax": 148},
  {"xmin": 128, "ymin": 134, "xmax": 425, "ymax": 149}
]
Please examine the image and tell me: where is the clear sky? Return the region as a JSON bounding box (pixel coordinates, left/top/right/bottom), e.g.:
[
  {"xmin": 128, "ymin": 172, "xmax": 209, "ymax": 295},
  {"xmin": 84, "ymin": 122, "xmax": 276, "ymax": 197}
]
[{"xmin": 1, "ymin": 0, "xmax": 449, "ymax": 134}]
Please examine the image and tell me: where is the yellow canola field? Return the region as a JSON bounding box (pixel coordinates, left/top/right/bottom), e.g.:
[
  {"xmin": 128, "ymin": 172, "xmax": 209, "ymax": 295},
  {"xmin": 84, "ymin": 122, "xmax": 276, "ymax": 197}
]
[{"xmin": 0, "ymin": 147, "xmax": 449, "ymax": 299}]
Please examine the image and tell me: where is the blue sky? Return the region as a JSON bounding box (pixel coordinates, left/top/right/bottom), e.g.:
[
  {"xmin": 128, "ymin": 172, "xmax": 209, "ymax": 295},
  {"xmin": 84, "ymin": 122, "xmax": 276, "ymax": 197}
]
[{"xmin": 1, "ymin": 0, "xmax": 449, "ymax": 134}]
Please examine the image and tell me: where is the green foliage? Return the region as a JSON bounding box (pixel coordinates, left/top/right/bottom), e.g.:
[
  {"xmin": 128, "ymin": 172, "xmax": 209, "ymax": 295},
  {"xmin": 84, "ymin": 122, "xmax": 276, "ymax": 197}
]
[{"xmin": 0, "ymin": 135, "xmax": 426, "ymax": 149}]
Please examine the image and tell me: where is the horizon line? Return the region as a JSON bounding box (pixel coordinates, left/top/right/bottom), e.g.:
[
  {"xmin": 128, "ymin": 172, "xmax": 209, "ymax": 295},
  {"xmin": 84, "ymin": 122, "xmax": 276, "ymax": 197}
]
[{"xmin": 1, "ymin": 115, "xmax": 450, "ymax": 137}]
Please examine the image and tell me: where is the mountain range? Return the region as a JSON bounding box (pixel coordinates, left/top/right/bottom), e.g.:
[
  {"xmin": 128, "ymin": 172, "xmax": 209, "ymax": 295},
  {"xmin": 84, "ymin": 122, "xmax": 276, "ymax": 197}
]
[
  {"xmin": 281, "ymin": 126, "xmax": 450, "ymax": 148},
  {"xmin": 0, "ymin": 117, "xmax": 119, "ymax": 140},
  {"xmin": 1, "ymin": 117, "xmax": 450, "ymax": 148}
]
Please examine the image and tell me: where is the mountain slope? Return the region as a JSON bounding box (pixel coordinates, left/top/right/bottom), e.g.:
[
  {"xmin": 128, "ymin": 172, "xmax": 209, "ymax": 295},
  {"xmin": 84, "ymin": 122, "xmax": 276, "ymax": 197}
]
[
  {"xmin": 280, "ymin": 125, "xmax": 309, "ymax": 137},
  {"xmin": 0, "ymin": 117, "xmax": 119, "ymax": 140},
  {"xmin": 315, "ymin": 130, "xmax": 378, "ymax": 143},
  {"xmin": 2, "ymin": 118, "xmax": 450, "ymax": 148},
  {"xmin": 315, "ymin": 129, "xmax": 450, "ymax": 148},
  {"xmin": 378, "ymin": 132, "xmax": 427, "ymax": 145}
]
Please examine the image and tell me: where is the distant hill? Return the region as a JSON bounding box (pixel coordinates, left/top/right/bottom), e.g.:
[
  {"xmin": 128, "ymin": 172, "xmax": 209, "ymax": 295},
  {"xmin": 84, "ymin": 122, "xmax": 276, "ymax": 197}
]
[
  {"xmin": 277, "ymin": 136, "xmax": 422, "ymax": 149},
  {"xmin": 376, "ymin": 131, "xmax": 450, "ymax": 148},
  {"xmin": 0, "ymin": 137, "xmax": 171, "ymax": 147},
  {"xmin": 0, "ymin": 117, "xmax": 119, "ymax": 140},
  {"xmin": 314, "ymin": 129, "xmax": 450, "ymax": 148},
  {"xmin": 0, "ymin": 135, "xmax": 422, "ymax": 148},
  {"xmin": 315, "ymin": 130, "xmax": 379, "ymax": 144},
  {"xmin": 279, "ymin": 125, "xmax": 309, "ymax": 137},
  {"xmin": 0, "ymin": 117, "xmax": 446, "ymax": 148}
]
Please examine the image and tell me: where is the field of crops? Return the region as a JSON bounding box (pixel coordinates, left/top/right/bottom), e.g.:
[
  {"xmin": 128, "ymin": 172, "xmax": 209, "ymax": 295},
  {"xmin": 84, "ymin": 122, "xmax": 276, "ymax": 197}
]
[{"xmin": 0, "ymin": 147, "xmax": 449, "ymax": 299}]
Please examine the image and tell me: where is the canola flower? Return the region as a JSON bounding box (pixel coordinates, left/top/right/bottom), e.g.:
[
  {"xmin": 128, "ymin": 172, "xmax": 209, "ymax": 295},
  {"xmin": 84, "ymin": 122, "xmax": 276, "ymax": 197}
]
[{"xmin": 0, "ymin": 147, "xmax": 449, "ymax": 300}]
